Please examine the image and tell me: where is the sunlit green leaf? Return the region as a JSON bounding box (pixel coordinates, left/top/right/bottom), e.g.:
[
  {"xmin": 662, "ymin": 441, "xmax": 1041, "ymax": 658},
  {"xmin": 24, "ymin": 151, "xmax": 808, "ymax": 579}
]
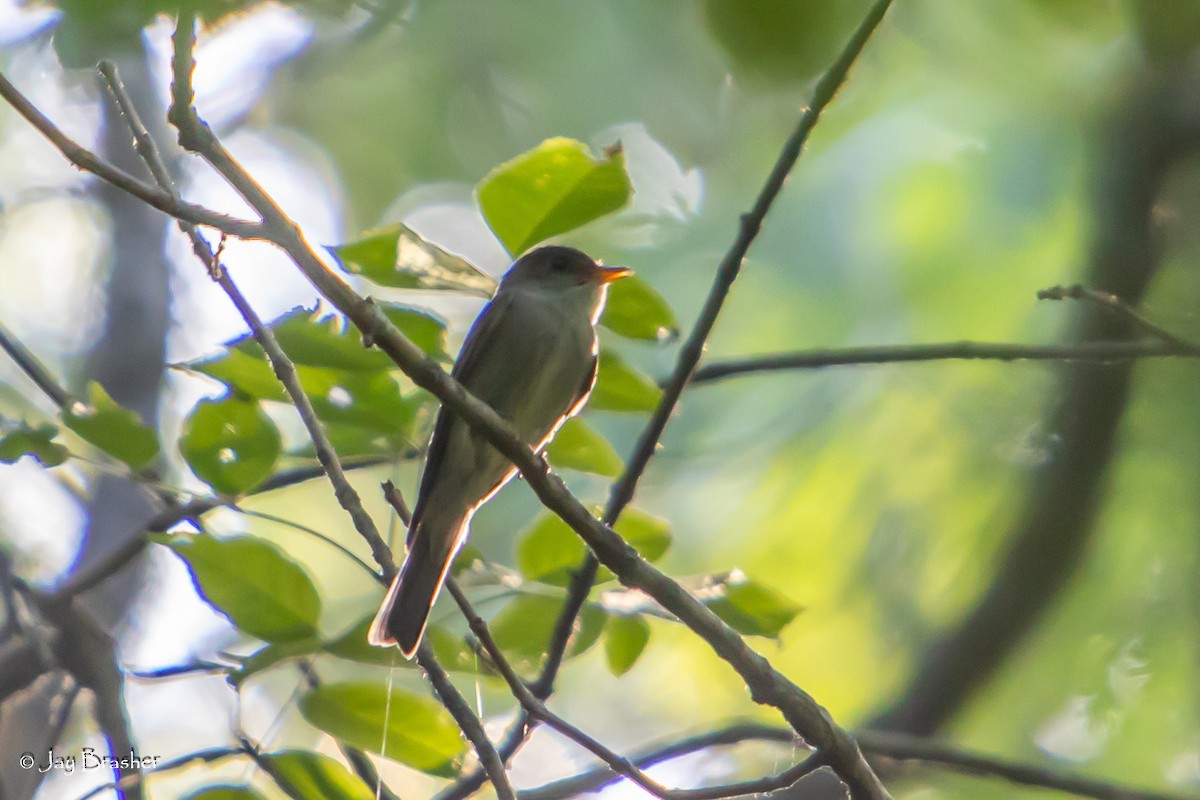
[
  {"xmin": 253, "ymin": 307, "xmax": 394, "ymax": 372},
  {"xmin": 478, "ymin": 137, "xmax": 631, "ymax": 255},
  {"xmin": 63, "ymin": 382, "xmax": 159, "ymax": 469},
  {"xmin": 517, "ymin": 508, "xmax": 671, "ymax": 586},
  {"xmin": 589, "ymin": 351, "xmax": 662, "ymax": 412},
  {"xmin": 324, "ymin": 614, "xmax": 408, "ymax": 668},
  {"xmin": 596, "ymin": 509, "xmax": 672, "ymax": 582},
  {"xmin": 329, "ymin": 223, "xmax": 495, "ymax": 296},
  {"xmin": 379, "ymin": 303, "xmax": 452, "ymax": 360},
  {"xmin": 708, "ymin": 576, "xmax": 801, "ymax": 638},
  {"xmin": 516, "ymin": 514, "xmax": 588, "ymax": 586},
  {"xmin": 299, "ymin": 682, "xmax": 465, "ymax": 776},
  {"xmin": 158, "ymin": 534, "xmax": 321, "ymax": 643},
  {"xmin": 0, "ymin": 423, "xmax": 67, "ymax": 467},
  {"xmin": 600, "ymin": 275, "xmax": 679, "ymax": 342},
  {"xmin": 604, "ymin": 615, "xmax": 650, "ymax": 676},
  {"xmin": 180, "ymin": 396, "xmax": 281, "ymax": 495},
  {"xmin": 490, "ymin": 594, "xmax": 607, "ymax": 664},
  {"xmin": 544, "ymin": 417, "xmax": 623, "ymax": 476},
  {"xmin": 261, "ymin": 750, "xmax": 375, "ymax": 800},
  {"xmin": 232, "ymin": 637, "xmax": 323, "ymax": 685},
  {"xmin": 187, "ymin": 347, "xmax": 287, "ymax": 402}
]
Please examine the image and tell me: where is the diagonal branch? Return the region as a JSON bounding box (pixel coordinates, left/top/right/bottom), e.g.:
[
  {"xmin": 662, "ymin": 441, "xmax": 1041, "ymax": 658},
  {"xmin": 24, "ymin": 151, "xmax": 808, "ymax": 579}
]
[
  {"xmin": 99, "ymin": 52, "xmax": 512, "ymax": 800},
  {"xmin": 0, "ymin": 71, "xmax": 261, "ymax": 239},
  {"xmin": 445, "ymin": 578, "xmax": 824, "ymax": 800},
  {"xmin": 520, "ymin": 722, "xmax": 1196, "ymax": 800},
  {"xmin": 444, "ymin": 2, "xmax": 898, "ymax": 795},
  {"xmin": 159, "ymin": 5, "xmax": 895, "ymax": 798}
]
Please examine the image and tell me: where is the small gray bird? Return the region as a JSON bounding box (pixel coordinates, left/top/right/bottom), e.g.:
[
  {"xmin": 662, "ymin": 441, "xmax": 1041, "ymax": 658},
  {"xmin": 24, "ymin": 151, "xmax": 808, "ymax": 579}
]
[{"xmin": 368, "ymin": 245, "xmax": 631, "ymax": 656}]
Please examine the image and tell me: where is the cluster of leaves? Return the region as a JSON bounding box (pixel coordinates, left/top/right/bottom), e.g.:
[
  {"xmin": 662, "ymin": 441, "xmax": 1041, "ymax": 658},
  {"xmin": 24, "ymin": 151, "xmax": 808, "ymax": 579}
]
[{"xmin": 1, "ymin": 136, "xmax": 800, "ymax": 791}]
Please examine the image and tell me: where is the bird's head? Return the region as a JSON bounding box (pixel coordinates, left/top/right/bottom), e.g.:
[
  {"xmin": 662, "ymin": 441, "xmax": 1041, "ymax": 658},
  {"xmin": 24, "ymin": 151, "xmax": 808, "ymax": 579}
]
[{"xmin": 501, "ymin": 246, "xmax": 632, "ymax": 292}]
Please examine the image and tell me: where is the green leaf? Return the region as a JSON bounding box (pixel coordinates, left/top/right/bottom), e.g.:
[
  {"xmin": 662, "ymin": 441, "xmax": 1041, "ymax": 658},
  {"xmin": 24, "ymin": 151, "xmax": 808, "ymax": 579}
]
[
  {"xmin": 544, "ymin": 417, "xmax": 623, "ymax": 476},
  {"xmin": 379, "ymin": 303, "xmax": 452, "ymax": 360},
  {"xmin": 477, "ymin": 137, "xmax": 632, "ymax": 255},
  {"xmin": 589, "ymin": 351, "xmax": 662, "ymax": 412},
  {"xmin": 329, "ymin": 223, "xmax": 495, "ymax": 296},
  {"xmin": 600, "ymin": 275, "xmax": 679, "ymax": 342},
  {"xmin": 62, "ymin": 382, "xmax": 159, "ymax": 469},
  {"xmin": 158, "ymin": 533, "xmax": 321, "ymax": 643},
  {"xmin": 302, "ymin": 370, "xmax": 421, "ymax": 440},
  {"xmin": 704, "ymin": 0, "xmax": 872, "ymax": 86},
  {"xmin": 490, "ymin": 594, "xmax": 607, "ymax": 663},
  {"xmin": 708, "ymin": 576, "xmax": 801, "ymax": 638},
  {"xmin": 252, "ymin": 307, "xmax": 394, "ymax": 372},
  {"xmin": 261, "ymin": 750, "xmax": 375, "ymax": 800},
  {"xmin": 516, "ymin": 514, "xmax": 588, "ymax": 586},
  {"xmin": 181, "ymin": 787, "xmax": 266, "ymax": 800},
  {"xmin": 517, "ymin": 508, "xmax": 671, "ymax": 586},
  {"xmin": 180, "ymin": 396, "xmax": 281, "ymax": 495},
  {"xmin": 299, "ymin": 682, "xmax": 465, "ymax": 776},
  {"xmin": 324, "ymin": 614, "xmax": 409, "ymax": 668},
  {"xmin": 233, "ymin": 636, "xmax": 323, "ymax": 685},
  {"xmin": 604, "ymin": 615, "xmax": 650, "ymax": 676},
  {"xmin": 0, "ymin": 423, "xmax": 67, "ymax": 466},
  {"xmin": 187, "ymin": 347, "xmax": 288, "ymax": 402},
  {"xmin": 596, "ymin": 508, "xmax": 672, "ymax": 582}
]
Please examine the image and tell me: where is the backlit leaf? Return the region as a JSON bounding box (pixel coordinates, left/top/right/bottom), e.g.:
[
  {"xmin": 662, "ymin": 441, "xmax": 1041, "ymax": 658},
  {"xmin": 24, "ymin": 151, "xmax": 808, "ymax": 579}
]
[{"xmin": 478, "ymin": 137, "xmax": 631, "ymax": 255}]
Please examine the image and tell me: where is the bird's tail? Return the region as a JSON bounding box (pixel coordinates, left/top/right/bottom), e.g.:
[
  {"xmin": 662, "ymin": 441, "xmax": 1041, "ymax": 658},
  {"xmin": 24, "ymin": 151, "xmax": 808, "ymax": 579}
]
[{"xmin": 367, "ymin": 512, "xmax": 467, "ymax": 658}]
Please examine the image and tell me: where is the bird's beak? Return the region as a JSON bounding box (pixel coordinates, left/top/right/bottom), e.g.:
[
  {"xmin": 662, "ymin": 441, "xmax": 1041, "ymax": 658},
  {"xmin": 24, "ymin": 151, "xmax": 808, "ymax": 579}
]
[{"xmin": 594, "ymin": 265, "xmax": 633, "ymax": 284}]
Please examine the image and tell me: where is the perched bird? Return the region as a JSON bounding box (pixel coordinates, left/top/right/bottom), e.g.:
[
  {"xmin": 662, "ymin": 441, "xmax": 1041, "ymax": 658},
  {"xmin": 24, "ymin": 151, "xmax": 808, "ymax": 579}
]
[{"xmin": 368, "ymin": 245, "xmax": 631, "ymax": 656}]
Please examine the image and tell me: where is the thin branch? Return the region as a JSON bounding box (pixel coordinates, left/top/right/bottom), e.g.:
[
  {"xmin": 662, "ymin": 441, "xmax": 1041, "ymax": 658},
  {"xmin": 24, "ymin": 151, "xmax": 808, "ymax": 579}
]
[
  {"xmin": 127, "ymin": 661, "xmax": 230, "ymax": 680},
  {"xmin": 0, "ymin": 318, "xmax": 75, "ymax": 409},
  {"xmin": 856, "ymin": 729, "xmax": 1199, "ymax": 800},
  {"xmin": 415, "ymin": 643, "xmax": 516, "ymax": 800},
  {"xmin": 445, "ymin": 579, "xmax": 824, "ymax": 800},
  {"xmin": 1037, "ymin": 283, "xmax": 1200, "ymax": 351},
  {"xmin": 521, "ymin": 723, "xmax": 1198, "ymax": 800},
  {"xmin": 456, "ymin": 1, "xmax": 898, "ymax": 796},
  {"xmin": 688, "ymin": 339, "xmax": 1200, "ymax": 385},
  {"xmin": 65, "ymin": 456, "xmax": 393, "ymax": 597},
  {"xmin": 99, "ymin": 57, "xmax": 396, "ymax": 579},
  {"xmin": 378, "ymin": 483, "xmax": 515, "ymax": 800},
  {"xmin": 111, "ymin": 43, "xmax": 513, "ymax": 800},
  {"xmin": 0, "ymin": 71, "xmax": 262, "ymax": 239},
  {"xmin": 163, "ymin": 3, "xmax": 893, "ymax": 797}
]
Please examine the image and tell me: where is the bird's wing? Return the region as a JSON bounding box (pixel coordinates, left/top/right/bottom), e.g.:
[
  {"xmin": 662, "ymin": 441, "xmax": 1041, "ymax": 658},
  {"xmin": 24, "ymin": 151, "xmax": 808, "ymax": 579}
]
[{"xmin": 408, "ymin": 290, "xmax": 514, "ymax": 538}]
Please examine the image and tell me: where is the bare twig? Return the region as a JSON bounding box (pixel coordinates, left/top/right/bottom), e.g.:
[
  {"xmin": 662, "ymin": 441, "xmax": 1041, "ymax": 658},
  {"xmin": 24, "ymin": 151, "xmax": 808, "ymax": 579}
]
[
  {"xmin": 1037, "ymin": 283, "xmax": 1200, "ymax": 351},
  {"xmin": 445, "ymin": 579, "xmax": 824, "ymax": 800},
  {"xmin": 688, "ymin": 339, "xmax": 1200, "ymax": 385},
  {"xmin": 0, "ymin": 318, "xmax": 75, "ymax": 410},
  {"xmin": 0, "ymin": 71, "xmax": 261, "ymax": 239},
  {"xmin": 520, "ymin": 723, "xmax": 1198, "ymax": 800},
  {"xmin": 100, "ymin": 58, "xmax": 397, "ymax": 579},
  {"xmin": 379, "ymin": 483, "xmax": 514, "ymax": 799},
  {"xmin": 65, "ymin": 456, "xmax": 394, "ymax": 597},
  {"xmin": 856, "ymin": 729, "xmax": 1199, "ymax": 800},
  {"xmin": 105, "ymin": 47, "xmax": 513, "ymax": 800},
  {"xmin": 449, "ymin": 1, "xmax": 899, "ymax": 796},
  {"xmin": 160, "ymin": 5, "xmax": 893, "ymax": 798}
]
